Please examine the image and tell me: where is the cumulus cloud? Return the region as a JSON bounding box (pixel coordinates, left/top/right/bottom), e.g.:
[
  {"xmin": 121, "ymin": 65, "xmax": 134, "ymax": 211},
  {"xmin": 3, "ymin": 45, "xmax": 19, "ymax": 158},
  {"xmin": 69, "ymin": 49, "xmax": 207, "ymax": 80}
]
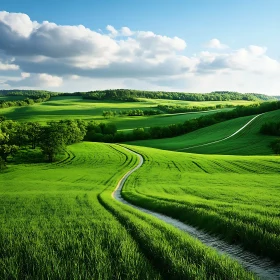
[
  {"xmin": 121, "ymin": 27, "xmax": 133, "ymax": 36},
  {"xmin": 0, "ymin": 11, "xmax": 279, "ymax": 94},
  {"xmin": 205, "ymin": 38, "xmax": 228, "ymax": 49},
  {"xmin": 106, "ymin": 24, "xmax": 118, "ymax": 37},
  {"xmin": 0, "ymin": 61, "xmax": 19, "ymax": 70},
  {"xmin": 8, "ymin": 73, "xmax": 63, "ymax": 87}
]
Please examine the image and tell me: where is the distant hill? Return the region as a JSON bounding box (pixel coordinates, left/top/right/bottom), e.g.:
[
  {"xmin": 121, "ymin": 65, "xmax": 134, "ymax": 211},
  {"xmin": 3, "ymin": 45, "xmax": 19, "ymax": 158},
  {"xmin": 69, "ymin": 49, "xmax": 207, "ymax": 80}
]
[{"xmin": 0, "ymin": 89, "xmax": 277, "ymax": 102}]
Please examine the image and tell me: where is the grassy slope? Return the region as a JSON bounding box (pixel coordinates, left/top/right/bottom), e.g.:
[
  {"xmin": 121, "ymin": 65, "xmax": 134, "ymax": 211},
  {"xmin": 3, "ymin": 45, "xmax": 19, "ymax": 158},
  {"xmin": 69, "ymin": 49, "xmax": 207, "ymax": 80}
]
[
  {"xmin": 0, "ymin": 142, "xmax": 255, "ymax": 279},
  {"xmin": 188, "ymin": 109, "xmax": 280, "ymax": 155},
  {"xmin": 128, "ymin": 109, "xmax": 280, "ymax": 155},
  {"xmin": 127, "ymin": 115, "xmax": 255, "ymax": 150},
  {"xmin": 123, "ymin": 145, "xmax": 280, "ymax": 262},
  {"xmin": 0, "ymin": 96, "xmax": 242, "ymax": 130}
]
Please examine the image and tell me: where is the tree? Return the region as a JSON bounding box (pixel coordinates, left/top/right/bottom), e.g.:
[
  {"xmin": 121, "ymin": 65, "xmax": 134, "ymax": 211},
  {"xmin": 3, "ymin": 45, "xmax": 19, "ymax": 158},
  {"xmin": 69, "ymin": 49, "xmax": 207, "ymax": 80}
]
[
  {"xmin": 270, "ymin": 139, "xmax": 280, "ymax": 155},
  {"xmin": 0, "ymin": 144, "xmax": 18, "ymax": 162},
  {"xmin": 26, "ymin": 122, "xmax": 41, "ymax": 149},
  {"xmin": 40, "ymin": 124, "xmax": 65, "ymax": 162}
]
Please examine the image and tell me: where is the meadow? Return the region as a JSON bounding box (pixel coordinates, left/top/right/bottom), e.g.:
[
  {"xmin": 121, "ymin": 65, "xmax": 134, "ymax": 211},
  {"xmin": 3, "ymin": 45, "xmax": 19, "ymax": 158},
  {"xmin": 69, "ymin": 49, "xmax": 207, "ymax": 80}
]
[
  {"xmin": 0, "ymin": 96, "xmax": 244, "ymax": 130},
  {"xmin": 0, "ymin": 142, "xmax": 256, "ymax": 279},
  {"xmin": 122, "ymin": 145, "xmax": 280, "ymax": 263},
  {"xmin": 1, "ymin": 95, "xmax": 279, "ymax": 279},
  {"xmin": 129, "ymin": 109, "xmax": 280, "ymax": 155}
]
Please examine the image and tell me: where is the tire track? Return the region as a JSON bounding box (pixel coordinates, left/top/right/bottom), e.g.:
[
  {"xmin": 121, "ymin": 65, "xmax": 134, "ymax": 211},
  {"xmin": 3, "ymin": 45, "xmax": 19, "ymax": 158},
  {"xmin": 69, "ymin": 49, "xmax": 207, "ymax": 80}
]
[{"xmin": 112, "ymin": 145, "xmax": 280, "ymax": 280}]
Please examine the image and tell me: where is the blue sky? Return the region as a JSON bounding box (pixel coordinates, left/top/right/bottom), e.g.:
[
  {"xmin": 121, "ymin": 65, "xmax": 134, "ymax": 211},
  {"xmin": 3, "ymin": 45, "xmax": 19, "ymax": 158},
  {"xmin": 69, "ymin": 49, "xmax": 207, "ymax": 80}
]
[{"xmin": 0, "ymin": 1, "xmax": 279, "ymax": 94}]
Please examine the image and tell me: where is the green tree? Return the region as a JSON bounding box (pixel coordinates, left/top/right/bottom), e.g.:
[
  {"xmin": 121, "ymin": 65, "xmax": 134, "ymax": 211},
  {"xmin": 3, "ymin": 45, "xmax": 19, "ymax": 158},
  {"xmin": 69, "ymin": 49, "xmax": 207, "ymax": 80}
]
[
  {"xmin": 270, "ymin": 139, "xmax": 280, "ymax": 155},
  {"xmin": 40, "ymin": 124, "xmax": 65, "ymax": 162},
  {"xmin": 26, "ymin": 122, "xmax": 41, "ymax": 149}
]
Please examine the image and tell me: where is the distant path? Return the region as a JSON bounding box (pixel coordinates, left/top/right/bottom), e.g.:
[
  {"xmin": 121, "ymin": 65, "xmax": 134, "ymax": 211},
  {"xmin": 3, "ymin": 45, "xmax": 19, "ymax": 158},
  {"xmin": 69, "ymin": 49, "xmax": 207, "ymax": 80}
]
[
  {"xmin": 112, "ymin": 144, "xmax": 280, "ymax": 280},
  {"xmin": 177, "ymin": 113, "xmax": 263, "ymax": 151}
]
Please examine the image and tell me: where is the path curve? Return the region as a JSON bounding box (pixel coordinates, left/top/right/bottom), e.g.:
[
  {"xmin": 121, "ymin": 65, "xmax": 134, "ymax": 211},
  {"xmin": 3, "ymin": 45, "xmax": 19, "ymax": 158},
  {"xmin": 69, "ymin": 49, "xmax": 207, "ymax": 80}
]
[
  {"xmin": 112, "ymin": 145, "xmax": 280, "ymax": 280},
  {"xmin": 177, "ymin": 113, "xmax": 263, "ymax": 151}
]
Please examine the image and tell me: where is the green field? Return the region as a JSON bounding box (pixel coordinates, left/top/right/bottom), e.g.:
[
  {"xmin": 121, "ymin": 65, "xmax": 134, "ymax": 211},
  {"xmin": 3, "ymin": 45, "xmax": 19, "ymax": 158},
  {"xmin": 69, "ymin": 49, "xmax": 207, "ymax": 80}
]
[
  {"xmin": 1, "ymin": 95, "xmax": 279, "ymax": 279},
  {"xmin": 128, "ymin": 109, "xmax": 280, "ymax": 155},
  {"xmin": 0, "ymin": 142, "xmax": 256, "ymax": 279},
  {"xmin": 0, "ymin": 96, "xmax": 244, "ymax": 130},
  {"xmin": 123, "ymin": 145, "xmax": 280, "ymax": 262}
]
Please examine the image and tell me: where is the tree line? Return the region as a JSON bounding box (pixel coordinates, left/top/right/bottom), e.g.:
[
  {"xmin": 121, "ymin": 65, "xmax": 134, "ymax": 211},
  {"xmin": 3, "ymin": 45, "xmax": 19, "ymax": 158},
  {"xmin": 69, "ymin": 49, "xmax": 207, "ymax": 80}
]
[
  {"xmin": 80, "ymin": 89, "xmax": 275, "ymax": 102},
  {"xmin": 103, "ymin": 104, "xmax": 237, "ymax": 119},
  {"xmin": 156, "ymin": 103, "xmax": 235, "ymax": 114},
  {"xmin": 0, "ymin": 118, "xmax": 86, "ymax": 168},
  {"xmin": 0, "ymin": 93, "xmax": 51, "ymax": 109},
  {"xmin": 103, "ymin": 109, "xmax": 161, "ymax": 118}
]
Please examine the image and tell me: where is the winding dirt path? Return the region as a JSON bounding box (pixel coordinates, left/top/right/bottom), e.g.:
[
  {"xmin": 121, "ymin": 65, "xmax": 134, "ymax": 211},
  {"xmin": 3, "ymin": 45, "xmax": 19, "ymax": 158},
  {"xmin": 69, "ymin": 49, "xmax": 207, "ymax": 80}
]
[
  {"xmin": 177, "ymin": 113, "xmax": 263, "ymax": 151},
  {"xmin": 112, "ymin": 144, "xmax": 280, "ymax": 280}
]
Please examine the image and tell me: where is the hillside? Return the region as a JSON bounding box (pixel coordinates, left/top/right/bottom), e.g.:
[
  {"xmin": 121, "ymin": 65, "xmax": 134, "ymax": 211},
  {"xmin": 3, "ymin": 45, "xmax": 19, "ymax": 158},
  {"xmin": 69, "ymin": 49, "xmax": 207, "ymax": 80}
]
[
  {"xmin": 128, "ymin": 109, "xmax": 280, "ymax": 155},
  {"xmin": 0, "ymin": 95, "xmax": 236, "ymax": 130}
]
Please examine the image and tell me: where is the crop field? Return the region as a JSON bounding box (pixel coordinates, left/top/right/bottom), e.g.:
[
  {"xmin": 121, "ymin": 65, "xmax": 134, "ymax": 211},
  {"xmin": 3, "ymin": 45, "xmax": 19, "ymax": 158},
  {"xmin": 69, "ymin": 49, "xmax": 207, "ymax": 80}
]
[
  {"xmin": 1, "ymin": 96, "xmax": 239, "ymax": 130},
  {"xmin": 122, "ymin": 145, "xmax": 280, "ymax": 263},
  {"xmin": 129, "ymin": 109, "xmax": 280, "ymax": 155},
  {"xmin": 0, "ymin": 142, "xmax": 256, "ymax": 279}
]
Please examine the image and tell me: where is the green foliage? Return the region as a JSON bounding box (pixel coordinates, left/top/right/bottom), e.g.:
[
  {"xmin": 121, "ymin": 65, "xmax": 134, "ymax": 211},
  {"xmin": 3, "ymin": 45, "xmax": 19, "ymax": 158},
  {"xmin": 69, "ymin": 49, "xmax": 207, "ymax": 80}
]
[
  {"xmin": 0, "ymin": 156, "xmax": 6, "ymax": 169},
  {"xmin": 270, "ymin": 139, "xmax": 280, "ymax": 154},
  {"xmin": 260, "ymin": 121, "xmax": 280, "ymax": 136},
  {"xmin": 0, "ymin": 91, "xmax": 52, "ymax": 109},
  {"xmin": 157, "ymin": 103, "xmax": 235, "ymax": 113},
  {"xmin": 39, "ymin": 124, "xmax": 66, "ymax": 162},
  {"xmin": 81, "ymin": 89, "xmax": 275, "ymax": 102}
]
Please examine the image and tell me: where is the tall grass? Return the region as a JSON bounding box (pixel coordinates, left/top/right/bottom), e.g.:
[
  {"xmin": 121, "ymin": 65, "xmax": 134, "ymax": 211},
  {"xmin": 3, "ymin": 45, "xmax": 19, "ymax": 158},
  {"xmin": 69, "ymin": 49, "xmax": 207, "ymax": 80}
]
[
  {"xmin": 0, "ymin": 142, "xmax": 257, "ymax": 279},
  {"xmin": 0, "ymin": 143, "xmax": 159, "ymax": 279},
  {"xmin": 122, "ymin": 145, "xmax": 280, "ymax": 262}
]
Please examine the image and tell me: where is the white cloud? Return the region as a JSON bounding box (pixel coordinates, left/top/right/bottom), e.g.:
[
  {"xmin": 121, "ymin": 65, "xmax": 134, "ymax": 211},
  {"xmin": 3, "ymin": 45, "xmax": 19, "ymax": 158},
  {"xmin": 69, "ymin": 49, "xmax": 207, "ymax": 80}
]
[
  {"xmin": 205, "ymin": 38, "xmax": 228, "ymax": 49},
  {"xmin": 0, "ymin": 11, "xmax": 279, "ymax": 94},
  {"xmin": 121, "ymin": 27, "xmax": 133, "ymax": 36},
  {"xmin": 21, "ymin": 72, "xmax": 30, "ymax": 78},
  {"xmin": 106, "ymin": 25, "xmax": 118, "ymax": 37},
  {"xmin": 0, "ymin": 61, "xmax": 19, "ymax": 70},
  {"xmin": 8, "ymin": 73, "xmax": 63, "ymax": 87}
]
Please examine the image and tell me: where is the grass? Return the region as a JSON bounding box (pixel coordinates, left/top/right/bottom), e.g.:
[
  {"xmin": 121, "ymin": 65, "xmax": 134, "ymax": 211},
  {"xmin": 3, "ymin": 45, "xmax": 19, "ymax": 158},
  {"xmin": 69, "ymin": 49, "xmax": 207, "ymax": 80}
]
[
  {"xmin": 127, "ymin": 114, "xmax": 255, "ymax": 150},
  {"xmin": 122, "ymin": 145, "xmax": 280, "ymax": 263},
  {"xmin": 0, "ymin": 95, "xmax": 238, "ymax": 130},
  {"xmin": 0, "ymin": 143, "xmax": 159, "ymax": 279},
  {"xmin": 128, "ymin": 109, "xmax": 280, "ymax": 155},
  {"xmin": 186, "ymin": 109, "xmax": 280, "ymax": 155},
  {"xmin": 0, "ymin": 142, "xmax": 256, "ymax": 279}
]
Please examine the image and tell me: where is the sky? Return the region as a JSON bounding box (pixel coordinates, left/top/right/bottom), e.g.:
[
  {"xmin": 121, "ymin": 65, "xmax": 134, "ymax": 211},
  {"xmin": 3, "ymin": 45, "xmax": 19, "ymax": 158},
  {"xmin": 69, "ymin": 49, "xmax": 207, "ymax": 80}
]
[{"xmin": 0, "ymin": 0, "xmax": 279, "ymax": 95}]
